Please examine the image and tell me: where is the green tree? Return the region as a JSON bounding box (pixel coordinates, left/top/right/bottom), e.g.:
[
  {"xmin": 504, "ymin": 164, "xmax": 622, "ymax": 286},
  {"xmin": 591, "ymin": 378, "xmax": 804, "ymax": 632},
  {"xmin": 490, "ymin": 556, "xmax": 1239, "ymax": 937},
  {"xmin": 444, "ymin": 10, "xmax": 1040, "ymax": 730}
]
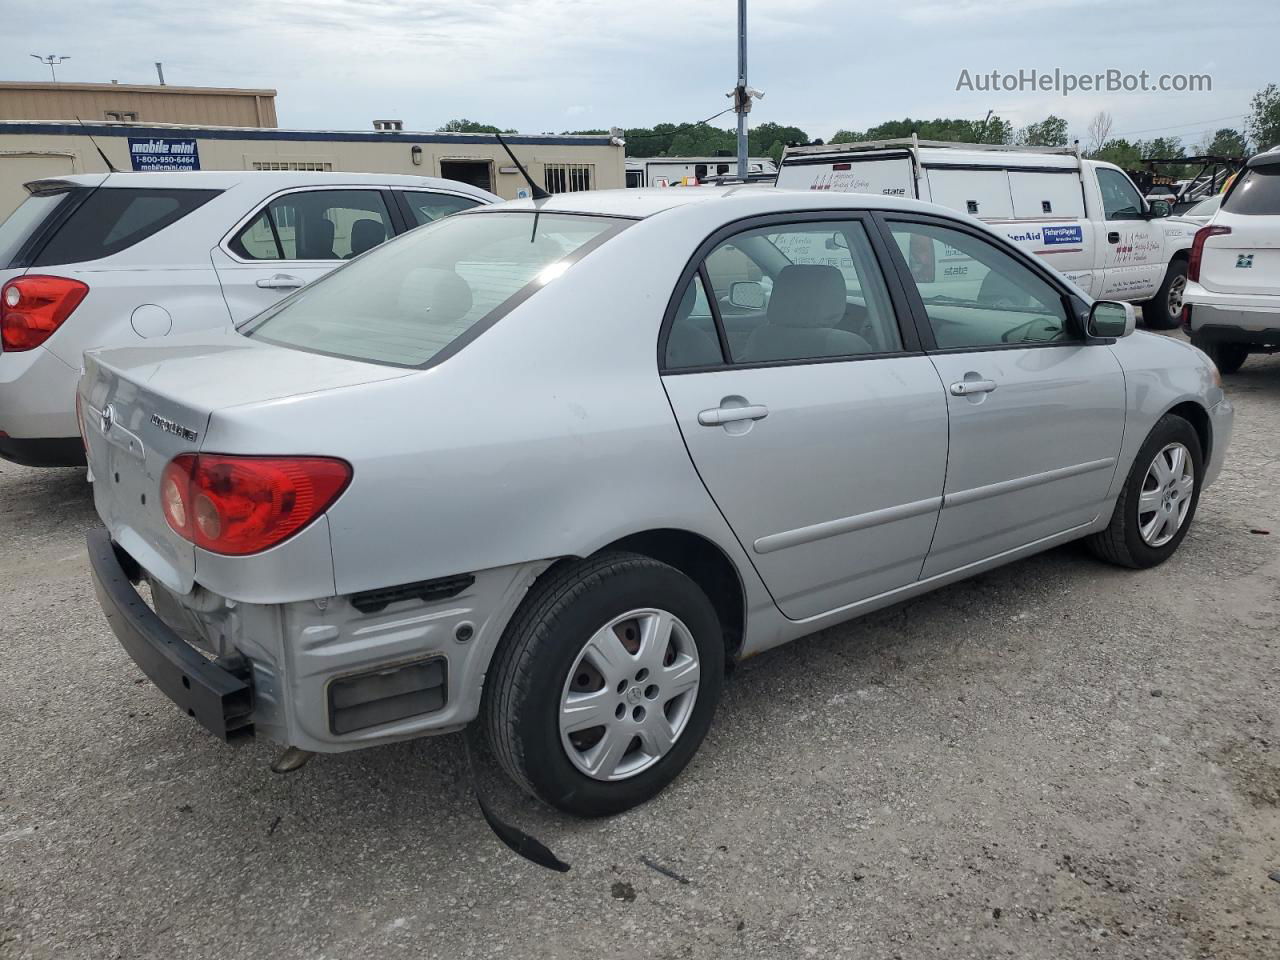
[
  {"xmin": 831, "ymin": 116, "xmax": 1013, "ymax": 145},
  {"xmin": 438, "ymin": 119, "xmax": 517, "ymax": 134},
  {"xmin": 1094, "ymin": 138, "xmax": 1143, "ymax": 170},
  {"xmin": 1247, "ymin": 84, "xmax": 1280, "ymax": 150},
  {"xmin": 1198, "ymin": 128, "xmax": 1249, "ymax": 158},
  {"xmin": 1016, "ymin": 115, "xmax": 1069, "ymax": 147}
]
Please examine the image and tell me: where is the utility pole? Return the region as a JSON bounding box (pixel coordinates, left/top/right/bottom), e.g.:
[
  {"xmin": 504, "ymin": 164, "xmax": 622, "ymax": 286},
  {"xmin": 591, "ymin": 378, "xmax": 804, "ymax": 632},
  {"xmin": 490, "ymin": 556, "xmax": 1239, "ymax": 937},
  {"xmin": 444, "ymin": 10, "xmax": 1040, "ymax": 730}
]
[
  {"xmin": 729, "ymin": 1, "xmax": 763, "ymax": 178},
  {"xmin": 31, "ymin": 54, "xmax": 71, "ymax": 82},
  {"xmin": 736, "ymin": 0, "xmax": 748, "ymax": 178}
]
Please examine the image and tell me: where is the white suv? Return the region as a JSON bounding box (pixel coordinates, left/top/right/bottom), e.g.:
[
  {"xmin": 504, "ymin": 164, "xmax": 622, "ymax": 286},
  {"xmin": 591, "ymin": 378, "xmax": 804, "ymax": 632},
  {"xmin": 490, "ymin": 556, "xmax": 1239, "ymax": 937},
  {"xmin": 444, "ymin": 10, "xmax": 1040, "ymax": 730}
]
[
  {"xmin": 1183, "ymin": 148, "xmax": 1280, "ymax": 373},
  {"xmin": 0, "ymin": 171, "xmax": 497, "ymax": 466}
]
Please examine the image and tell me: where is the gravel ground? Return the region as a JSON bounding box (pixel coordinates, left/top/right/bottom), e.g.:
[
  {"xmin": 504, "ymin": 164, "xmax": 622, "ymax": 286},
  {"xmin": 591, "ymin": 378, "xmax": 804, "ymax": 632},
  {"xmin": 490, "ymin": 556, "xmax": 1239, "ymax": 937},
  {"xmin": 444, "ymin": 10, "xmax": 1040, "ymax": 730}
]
[{"xmin": 1, "ymin": 347, "xmax": 1278, "ymax": 960}]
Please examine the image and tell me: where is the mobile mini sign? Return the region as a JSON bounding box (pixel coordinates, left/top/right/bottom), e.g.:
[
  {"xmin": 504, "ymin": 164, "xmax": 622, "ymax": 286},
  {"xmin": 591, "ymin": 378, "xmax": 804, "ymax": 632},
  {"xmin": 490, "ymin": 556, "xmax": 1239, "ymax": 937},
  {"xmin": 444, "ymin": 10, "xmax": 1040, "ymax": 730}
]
[{"xmin": 128, "ymin": 137, "xmax": 201, "ymax": 172}]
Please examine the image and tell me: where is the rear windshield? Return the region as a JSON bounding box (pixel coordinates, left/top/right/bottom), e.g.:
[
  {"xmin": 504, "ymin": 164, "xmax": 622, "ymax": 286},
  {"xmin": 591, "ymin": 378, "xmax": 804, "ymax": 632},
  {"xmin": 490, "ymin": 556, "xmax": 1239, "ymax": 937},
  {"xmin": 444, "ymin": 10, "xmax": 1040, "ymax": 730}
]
[
  {"xmin": 31, "ymin": 187, "xmax": 220, "ymax": 265},
  {"xmin": 0, "ymin": 187, "xmax": 73, "ymax": 268},
  {"xmin": 241, "ymin": 211, "xmax": 627, "ymax": 367},
  {"xmin": 1223, "ymin": 167, "xmax": 1280, "ymax": 216}
]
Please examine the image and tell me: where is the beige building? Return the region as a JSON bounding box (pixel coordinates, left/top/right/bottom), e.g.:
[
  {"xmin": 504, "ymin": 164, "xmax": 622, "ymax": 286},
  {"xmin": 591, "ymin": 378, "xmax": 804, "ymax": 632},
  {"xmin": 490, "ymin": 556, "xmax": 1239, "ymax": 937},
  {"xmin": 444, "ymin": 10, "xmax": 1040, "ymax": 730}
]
[
  {"xmin": 0, "ymin": 80, "xmax": 277, "ymax": 127},
  {"xmin": 0, "ymin": 121, "xmax": 625, "ymax": 214}
]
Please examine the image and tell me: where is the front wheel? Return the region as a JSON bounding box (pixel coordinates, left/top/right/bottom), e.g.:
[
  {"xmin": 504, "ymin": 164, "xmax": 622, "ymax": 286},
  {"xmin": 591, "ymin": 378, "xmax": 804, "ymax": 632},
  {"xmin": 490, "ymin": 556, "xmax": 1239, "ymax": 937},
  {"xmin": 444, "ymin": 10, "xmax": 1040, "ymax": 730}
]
[
  {"xmin": 1141, "ymin": 260, "xmax": 1188, "ymax": 330},
  {"xmin": 484, "ymin": 552, "xmax": 724, "ymax": 818},
  {"xmin": 1087, "ymin": 414, "xmax": 1203, "ymax": 568},
  {"xmin": 1191, "ymin": 336, "xmax": 1249, "ymax": 375}
]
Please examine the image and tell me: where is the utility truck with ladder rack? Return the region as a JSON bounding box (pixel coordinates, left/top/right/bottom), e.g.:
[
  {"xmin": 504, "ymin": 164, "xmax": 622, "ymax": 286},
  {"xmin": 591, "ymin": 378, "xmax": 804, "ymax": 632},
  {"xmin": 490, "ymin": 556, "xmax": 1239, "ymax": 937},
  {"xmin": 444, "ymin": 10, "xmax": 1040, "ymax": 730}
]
[{"xmin": 777, "ymin": 138, "xmax": 1197, "ymax": 328}]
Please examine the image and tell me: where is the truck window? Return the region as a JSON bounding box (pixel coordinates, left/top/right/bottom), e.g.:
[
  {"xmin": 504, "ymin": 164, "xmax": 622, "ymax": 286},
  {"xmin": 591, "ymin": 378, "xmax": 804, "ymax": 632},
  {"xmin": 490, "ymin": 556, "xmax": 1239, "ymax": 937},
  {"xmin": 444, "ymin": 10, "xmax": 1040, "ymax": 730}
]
[{"xmin": 1096, "ymin": 169, "xmax": 1145, "ymax": 220}]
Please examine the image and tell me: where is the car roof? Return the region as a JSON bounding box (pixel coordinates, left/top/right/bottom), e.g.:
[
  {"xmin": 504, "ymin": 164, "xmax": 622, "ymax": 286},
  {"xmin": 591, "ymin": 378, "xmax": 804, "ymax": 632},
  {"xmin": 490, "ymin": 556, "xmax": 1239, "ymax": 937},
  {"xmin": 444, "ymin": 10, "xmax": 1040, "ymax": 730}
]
[
  {"xmin": 29, "ymin": 170, "xmax": 497, "ymax": 196},
  {"xmin": 488, "ymin": 187, "xmax": 968, "ymax": 221}
]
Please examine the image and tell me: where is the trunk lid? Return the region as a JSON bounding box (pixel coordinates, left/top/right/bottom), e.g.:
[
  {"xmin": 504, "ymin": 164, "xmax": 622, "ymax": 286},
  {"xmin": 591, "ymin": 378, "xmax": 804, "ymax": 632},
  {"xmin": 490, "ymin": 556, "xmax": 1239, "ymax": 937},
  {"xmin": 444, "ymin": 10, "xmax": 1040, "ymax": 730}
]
[
  {"xmin": 81, "ymin": 330, "xmax": 410, "ymax": 594},
  {"xmin": 1196, "ymin": 210, "xmax": 1280, "ymax": 294}
]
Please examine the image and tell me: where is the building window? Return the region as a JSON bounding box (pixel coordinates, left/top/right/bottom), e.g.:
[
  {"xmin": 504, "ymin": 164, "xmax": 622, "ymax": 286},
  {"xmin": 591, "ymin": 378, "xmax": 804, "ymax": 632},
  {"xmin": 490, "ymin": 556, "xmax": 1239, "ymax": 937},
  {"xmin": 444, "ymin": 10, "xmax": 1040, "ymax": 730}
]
[
  {"xmin": 250, "ymin": 160, "xmax": 334, "ymax": 172},
  {"xmin": 544, "ymin": 163, "xmax": 593, "ymax": 194},
  {"xmin": 104, "ymin": 111, "xmax": 139, "ymax": 122}
]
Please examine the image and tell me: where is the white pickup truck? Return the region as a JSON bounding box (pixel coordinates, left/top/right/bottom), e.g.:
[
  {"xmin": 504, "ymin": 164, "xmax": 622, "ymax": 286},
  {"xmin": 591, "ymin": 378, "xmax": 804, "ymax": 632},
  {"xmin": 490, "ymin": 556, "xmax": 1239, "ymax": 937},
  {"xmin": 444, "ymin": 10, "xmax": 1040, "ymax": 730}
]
[{"xmin": 776, "ymin": 138, "xmax": 1197, "ymax": 328}]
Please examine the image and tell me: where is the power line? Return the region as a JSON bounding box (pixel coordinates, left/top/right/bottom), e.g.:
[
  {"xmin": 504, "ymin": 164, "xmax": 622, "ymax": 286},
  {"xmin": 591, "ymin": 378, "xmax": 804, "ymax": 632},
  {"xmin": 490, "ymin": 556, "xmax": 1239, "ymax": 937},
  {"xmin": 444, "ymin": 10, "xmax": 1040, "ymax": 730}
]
[{"xmin": 1109, "ymin": 114, "xmax": 1248, "ymax": 140}]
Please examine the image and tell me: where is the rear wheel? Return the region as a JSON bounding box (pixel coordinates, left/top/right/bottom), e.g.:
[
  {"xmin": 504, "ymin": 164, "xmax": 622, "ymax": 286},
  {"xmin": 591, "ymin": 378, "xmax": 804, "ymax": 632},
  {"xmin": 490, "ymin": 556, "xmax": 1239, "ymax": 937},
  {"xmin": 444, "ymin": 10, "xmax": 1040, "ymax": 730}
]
[
  {"xmin": 484, "ymin": 552, "xmax": 724, "ymax": 817},
  {"xmin": 1141, "ymin": 260, "xmax": 1188, "ymax": 330},
  {"xmin": 1087, "ymin": 414, "xmax": 1203, "ymax": 569},
  {"xmin": 1191, "ymin": 336, "xmax": 1249, "ymax": 375}
]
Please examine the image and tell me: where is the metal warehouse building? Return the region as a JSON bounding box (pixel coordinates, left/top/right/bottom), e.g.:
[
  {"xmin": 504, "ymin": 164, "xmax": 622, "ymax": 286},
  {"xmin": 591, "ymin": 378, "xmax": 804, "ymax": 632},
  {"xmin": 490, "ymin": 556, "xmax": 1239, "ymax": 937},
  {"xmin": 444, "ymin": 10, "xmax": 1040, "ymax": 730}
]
[{"xmin": 0, "ymin": 121, "xmax": 626, "ymax": 215}]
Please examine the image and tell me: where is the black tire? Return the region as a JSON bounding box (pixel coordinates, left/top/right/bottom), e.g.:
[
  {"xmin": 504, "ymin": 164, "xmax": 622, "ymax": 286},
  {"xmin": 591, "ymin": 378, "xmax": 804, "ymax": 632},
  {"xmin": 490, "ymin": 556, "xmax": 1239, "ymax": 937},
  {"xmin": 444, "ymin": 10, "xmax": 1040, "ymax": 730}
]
[
  {"xmin": 484, "ymin": 552, "xmax": 724, "ymax": 818},
  {"xmin": 1087, "ymin": 414, "xmax": 1203, "ymax": 569},
  {"xmin": 1140, "ymin": 259, "xmax": 1188, "ymax": 330},
  {"xmin": 1191, "ymin": 335, "xmax": 1249, "ymax": 375}
]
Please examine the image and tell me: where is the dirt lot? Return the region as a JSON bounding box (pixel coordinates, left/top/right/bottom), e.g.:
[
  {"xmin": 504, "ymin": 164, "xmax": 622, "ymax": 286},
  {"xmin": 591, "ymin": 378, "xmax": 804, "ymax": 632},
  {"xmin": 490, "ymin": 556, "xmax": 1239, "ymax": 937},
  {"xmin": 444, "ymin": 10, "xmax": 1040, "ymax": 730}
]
[{"xmin": 1, "ymin": 349, "xmax": 1277, "ymax": 960}]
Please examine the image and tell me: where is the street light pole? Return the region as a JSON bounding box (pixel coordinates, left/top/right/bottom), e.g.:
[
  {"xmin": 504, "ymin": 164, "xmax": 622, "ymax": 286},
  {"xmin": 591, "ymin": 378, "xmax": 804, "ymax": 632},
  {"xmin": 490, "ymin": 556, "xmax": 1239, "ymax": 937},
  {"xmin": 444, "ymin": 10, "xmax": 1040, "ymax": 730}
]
[
  {"xmin": 30, "ymin": 54, "xmax": 70, "ymax": 82},
  {"xmin": 736, "ymin": 0, "xmax": 748, "ymax": 178}
]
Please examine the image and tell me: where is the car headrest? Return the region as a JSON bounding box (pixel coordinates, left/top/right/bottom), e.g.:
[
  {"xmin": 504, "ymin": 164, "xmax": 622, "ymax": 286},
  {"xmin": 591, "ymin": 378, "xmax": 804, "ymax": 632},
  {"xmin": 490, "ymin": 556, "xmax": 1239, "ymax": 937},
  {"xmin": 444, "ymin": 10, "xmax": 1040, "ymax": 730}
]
[
  {"xmin": 397, "ymin": 268, "xmax": 473, "ymax": 324},
  {"xmin": 767, "ymin": 264, "xmax": 847, "ymax": 328},
  {"xmin": 350, "ymin": 218, "xmax": 388, "ymax": 257}
]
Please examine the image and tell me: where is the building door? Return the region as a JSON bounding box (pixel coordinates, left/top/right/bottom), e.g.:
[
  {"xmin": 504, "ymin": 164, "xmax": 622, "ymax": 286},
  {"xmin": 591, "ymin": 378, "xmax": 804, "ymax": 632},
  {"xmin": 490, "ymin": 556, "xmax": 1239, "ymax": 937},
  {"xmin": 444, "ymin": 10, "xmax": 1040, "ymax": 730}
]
[{"xmin": 439, "ymin": 160, "xmax": 493, "ymax": 193}]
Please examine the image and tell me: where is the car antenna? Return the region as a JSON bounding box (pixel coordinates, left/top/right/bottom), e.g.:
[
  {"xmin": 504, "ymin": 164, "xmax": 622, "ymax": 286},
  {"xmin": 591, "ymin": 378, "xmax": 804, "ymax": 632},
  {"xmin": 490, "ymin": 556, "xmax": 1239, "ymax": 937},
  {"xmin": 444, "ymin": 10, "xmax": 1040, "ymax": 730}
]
[
  {"xmin": 493, "ymin": 130, "xmax": 550, "ymax": 200},
  {"xmin": 76, "ymin": 117, "xmax": 119, "ymax": 173}
]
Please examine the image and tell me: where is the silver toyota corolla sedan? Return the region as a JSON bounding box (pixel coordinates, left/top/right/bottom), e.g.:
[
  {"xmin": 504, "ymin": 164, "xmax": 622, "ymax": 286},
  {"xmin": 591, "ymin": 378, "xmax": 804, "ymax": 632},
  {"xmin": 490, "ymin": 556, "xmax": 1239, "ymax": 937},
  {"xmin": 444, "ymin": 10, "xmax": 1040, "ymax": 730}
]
[{"xmin": 80, "ymin": 188, "xmax": 1233, "ymax": 818}]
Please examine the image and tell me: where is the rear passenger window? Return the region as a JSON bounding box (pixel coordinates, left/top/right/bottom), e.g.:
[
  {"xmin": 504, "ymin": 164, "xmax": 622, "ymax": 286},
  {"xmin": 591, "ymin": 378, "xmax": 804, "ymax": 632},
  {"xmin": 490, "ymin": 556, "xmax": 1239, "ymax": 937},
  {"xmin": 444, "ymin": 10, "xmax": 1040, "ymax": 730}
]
[
  {"xmin": 673, "ymin": 219, "xmax": 902, "ymax": 366},
  {"xmin": 32, "ymin": 188, "xmax": 220, "ymax": 266},
  {"xmin": 665, "ymin": 275, "xmax": 722, "ymax": 369},
  {"xmin": 230, "ymin": 189, "xmax": 393, "ymax": 261},
  {"xmin": 400, "ymin": 191, "xmax": 483, "ymax": 226}
]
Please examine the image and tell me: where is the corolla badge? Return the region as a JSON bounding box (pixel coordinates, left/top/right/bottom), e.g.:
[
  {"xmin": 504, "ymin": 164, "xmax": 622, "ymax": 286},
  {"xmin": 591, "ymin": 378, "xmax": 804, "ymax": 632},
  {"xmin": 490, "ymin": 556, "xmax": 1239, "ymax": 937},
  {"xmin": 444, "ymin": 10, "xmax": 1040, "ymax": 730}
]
[
  {"xmin": 150, "ymin": 413, "xmax": 199, "ymax": 443},
  {"xmin": 99, "ymin": 404, "xmax": 115, "ymax": 434}
]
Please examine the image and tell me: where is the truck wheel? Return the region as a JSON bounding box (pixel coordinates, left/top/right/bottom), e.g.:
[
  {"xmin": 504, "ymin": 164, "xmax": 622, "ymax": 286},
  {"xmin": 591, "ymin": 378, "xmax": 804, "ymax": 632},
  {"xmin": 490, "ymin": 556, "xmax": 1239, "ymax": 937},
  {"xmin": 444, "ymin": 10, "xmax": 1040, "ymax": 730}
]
[
  {"xmin": 484, "ymin": 552, "xmax": 724, "ymax": 818},
  {"xmin": 1140, "ymin": 260, "xmax": 1188, "ymax": 330},
  {"xmin": 1191, "ymin": 336, "xmax": 1249, "ymax": 375},
  {"xmin": 1086, "ymin": 414, "xmax": 1202, "ymax": 569}
]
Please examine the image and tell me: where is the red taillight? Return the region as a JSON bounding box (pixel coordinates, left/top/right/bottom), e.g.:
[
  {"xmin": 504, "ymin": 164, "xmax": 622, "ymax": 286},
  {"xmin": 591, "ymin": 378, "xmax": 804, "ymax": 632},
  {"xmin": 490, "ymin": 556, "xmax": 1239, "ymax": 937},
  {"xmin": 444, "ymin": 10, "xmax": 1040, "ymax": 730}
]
[
  {"xmin": 1, "ymin": 275, "xmax": 89, "ymax": 351},
  {"xmin": 1188, "ymin": 225, "xmax": 1231, "ymax": 283},
  {"xmin": 160, "ymin": 454, "xmax": 352, "ymax": 556}
]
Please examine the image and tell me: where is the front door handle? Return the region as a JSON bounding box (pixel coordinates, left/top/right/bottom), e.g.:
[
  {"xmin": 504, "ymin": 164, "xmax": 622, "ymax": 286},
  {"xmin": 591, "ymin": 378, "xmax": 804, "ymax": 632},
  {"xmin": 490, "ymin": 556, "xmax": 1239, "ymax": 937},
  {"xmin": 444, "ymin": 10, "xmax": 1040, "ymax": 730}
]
[
  {"xmin": 256, "ymin": 274, "xmax": 305, "ymax": 290},
  {"xmin": 1107, "ymin": 231, "xmax": 1120, "ymax": 244},
  {"xmin": 949, "ymin": 379, "xmax": 998, "ymax": 397},
  {"xmin": 698, "ymin": 403, "xmax": 769, "ymax": 426}
]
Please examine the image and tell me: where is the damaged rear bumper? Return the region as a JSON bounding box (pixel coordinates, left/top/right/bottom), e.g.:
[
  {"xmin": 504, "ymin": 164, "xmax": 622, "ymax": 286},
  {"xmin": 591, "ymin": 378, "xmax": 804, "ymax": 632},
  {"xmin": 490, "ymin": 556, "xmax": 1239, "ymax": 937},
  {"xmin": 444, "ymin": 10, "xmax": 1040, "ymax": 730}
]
[{"xmin": 87, "ymin": 527, "xmax": 254, "ymax": 741}]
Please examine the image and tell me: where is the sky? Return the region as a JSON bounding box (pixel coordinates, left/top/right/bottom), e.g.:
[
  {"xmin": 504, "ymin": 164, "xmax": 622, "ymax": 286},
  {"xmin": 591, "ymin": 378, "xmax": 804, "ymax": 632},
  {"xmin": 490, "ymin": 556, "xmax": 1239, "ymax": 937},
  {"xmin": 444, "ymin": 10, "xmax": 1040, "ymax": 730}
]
[{"xmin": 7, "ymin": 0, "xmax": 1277, "ymax": 148}]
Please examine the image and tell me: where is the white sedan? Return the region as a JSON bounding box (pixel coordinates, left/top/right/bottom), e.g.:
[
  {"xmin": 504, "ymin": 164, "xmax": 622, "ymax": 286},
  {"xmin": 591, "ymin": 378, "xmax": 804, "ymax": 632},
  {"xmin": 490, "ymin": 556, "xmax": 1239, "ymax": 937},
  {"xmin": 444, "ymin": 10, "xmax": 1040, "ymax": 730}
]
[{"xmin": 81, "ymin": 187, "xmax": 1232, "ymax": 818}]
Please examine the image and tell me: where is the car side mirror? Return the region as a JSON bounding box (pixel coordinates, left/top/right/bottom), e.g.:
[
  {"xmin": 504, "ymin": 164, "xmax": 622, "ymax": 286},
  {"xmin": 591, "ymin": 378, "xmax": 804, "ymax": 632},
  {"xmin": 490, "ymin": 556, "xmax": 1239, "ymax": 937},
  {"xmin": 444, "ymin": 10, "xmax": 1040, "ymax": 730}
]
[
  {"xmin": 1147, "ymin": 200, "xmax": 1171, "ymax": 219},
  {"xmin": 728, "ymin": 280, "xmax": 766, "ymax": 310},
  {"xmin": 1087, "ymin": 300, "xmax": 1136, "ymax": 339}
]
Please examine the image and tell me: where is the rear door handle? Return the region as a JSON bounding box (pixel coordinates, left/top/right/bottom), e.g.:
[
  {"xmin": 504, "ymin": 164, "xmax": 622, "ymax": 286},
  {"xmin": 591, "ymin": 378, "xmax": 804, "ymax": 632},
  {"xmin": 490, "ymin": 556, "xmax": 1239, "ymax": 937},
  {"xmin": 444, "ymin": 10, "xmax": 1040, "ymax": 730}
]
[
  {"xmin": 949, "ymin": 379, "xmax": 998, "ymax": 397},
  {"xmin": 698, "ymin": 404, "xmax": 769, "ymax": 426},
  {"xmin": 256, "ymin": 274, "xmax": 305, "ymax": 290},
  {"xmin": 1107, "ymin": 231, "xmax": 1120, "ymax": 244}
]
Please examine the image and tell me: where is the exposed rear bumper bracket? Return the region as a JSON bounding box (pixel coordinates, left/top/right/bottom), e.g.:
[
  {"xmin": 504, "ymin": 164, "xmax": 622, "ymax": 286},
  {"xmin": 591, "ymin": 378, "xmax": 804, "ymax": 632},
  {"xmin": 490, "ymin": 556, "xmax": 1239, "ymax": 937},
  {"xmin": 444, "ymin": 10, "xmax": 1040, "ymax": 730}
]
[{"xmin": 87, "ymin": 528, "xmax": 254, "ymax": 742}]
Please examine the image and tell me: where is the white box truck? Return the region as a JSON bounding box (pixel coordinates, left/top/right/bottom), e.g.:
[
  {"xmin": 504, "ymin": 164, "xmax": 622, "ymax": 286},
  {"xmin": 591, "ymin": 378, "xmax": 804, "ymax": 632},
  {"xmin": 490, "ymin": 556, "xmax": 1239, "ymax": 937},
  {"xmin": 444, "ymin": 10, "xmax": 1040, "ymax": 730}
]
[{"xmin": 776, "ymin": 138, "xmax": 1198, "ymax": 328}]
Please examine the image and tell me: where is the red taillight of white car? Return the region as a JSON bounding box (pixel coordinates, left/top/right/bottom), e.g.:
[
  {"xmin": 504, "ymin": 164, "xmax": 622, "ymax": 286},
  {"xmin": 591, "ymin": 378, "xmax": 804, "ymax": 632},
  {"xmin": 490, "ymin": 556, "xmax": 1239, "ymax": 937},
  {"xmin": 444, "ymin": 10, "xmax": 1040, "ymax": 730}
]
[
  {"xmin": 1, "ymin": 275, "xmax": 90, "ymax": 351},
  {"xmin": 160, "ymin": 453, "xmax": 352, "ymax": 556},
  {"xmin": 1187, "ymin": 225, "xmax": 1231, "ymax": 283}
]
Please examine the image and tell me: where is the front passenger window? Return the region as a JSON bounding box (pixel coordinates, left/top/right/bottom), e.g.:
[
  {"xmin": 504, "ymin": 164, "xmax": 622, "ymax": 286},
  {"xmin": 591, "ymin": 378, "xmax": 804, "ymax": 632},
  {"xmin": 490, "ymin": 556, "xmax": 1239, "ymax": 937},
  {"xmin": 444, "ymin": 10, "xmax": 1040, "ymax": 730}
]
[
  {"xmin": 888, "ymin": 221, "xmax": 1072, "ymax": 349},
  {"xmin": 1097, "ymin": 169, "xmax": 1145, "ymax": 221}
]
